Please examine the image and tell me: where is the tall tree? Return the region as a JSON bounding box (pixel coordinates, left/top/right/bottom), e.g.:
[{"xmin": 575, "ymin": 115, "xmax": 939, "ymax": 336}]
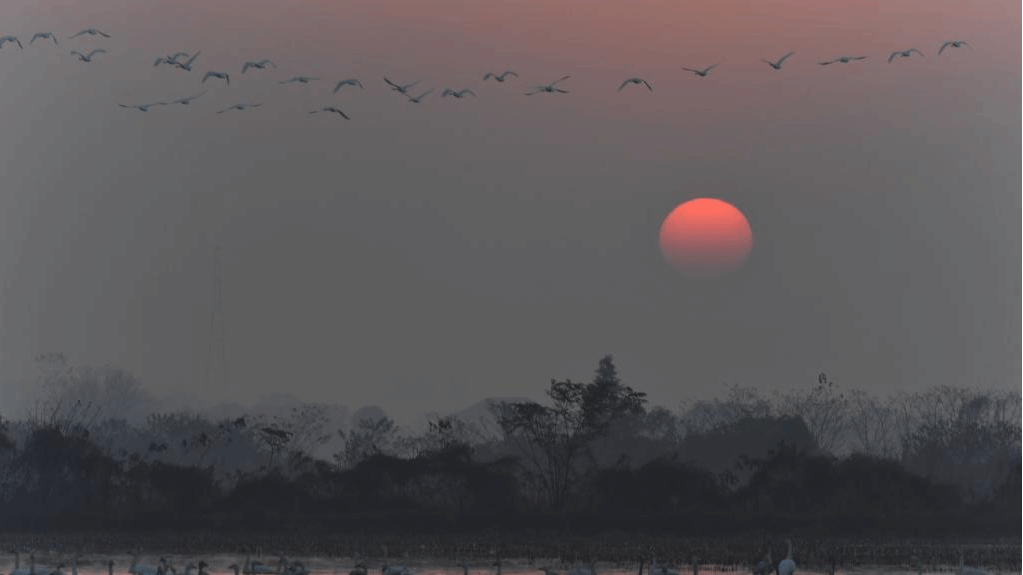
[{"xmin": 490, "ymin": 354, "xmax": 646, "ymax": 510}]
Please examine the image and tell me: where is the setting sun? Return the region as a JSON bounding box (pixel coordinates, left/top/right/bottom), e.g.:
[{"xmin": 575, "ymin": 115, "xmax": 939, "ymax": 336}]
[{"xmin": 659, "ymin": 198, "xmax": 753, "ymax": 279}]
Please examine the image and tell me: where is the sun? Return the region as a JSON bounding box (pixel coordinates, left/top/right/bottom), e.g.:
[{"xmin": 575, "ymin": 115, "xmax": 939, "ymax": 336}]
[{"xmin": 659, "ymin": 198, "xmax": 753, "ymax": 279}]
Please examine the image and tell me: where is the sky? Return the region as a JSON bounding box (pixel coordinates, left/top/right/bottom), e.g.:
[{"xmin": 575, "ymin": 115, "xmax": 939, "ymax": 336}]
[{"xmin": 0, "ymin": 0, "xmax": 1018, "ymax": 426}]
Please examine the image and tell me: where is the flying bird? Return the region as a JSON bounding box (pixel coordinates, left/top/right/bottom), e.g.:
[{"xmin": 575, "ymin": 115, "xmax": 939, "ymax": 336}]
[
  {"xmin": 217, "ymin": 103, "xmax": 261, "ymax": 114},
  {"xmin": 939, "ymin": 40, "xmax": 970, "ymax": 54},
  {"xmin": 761, "ymin": 51, "xmax": 794, "ymax": 69},
  {"xmin": 405, "ymin": 88, "xmax": 433, "ymax": 103},
  {"xmin": 309, "ymin": 106, "xmax": 351, "ymax": 119},
  {"xmin": 333, "ymin": 78, "xmax": 364, "ymax": 93},
  {"xmin": 682, "ymin": 63, "xmax": 719, "ymax": 76},
  {"xmin": 173, "ymin": 51, "xmax": 201, "ymax": 71},
  {"xmin": 166, "ymin": 91, "xmax": 206, "ymax": 105},
  {"xmin": 0, "ymin": 36, "xmax": 23, "ymax": 49},
  {"xmin": 818, "ymin": 55, "xmax": 867, "ymax": 65},
  {"xmin": 441, "ymin": 88, "xmax": 476, "ymax": 98},
  {"xmin": 30, "ymin": 32, "xmax": 58, "ymax": 46},
  {"xmin": 71, "ymin": 48, "xmax": 106, "ymax": 62},
  {"xmin": 241, "ymin": 59, "xmax": 275, "ymax": 73},
  {"xmin": 888, "ymin": 48, "xmax": 923, "ymax": 62},
  {"xmin": 278, "ymin": 76, "xmax": 318, "ymax": 84},
  {"xmin": 69, "ymin": 28, "xmax": 110, "ymax": 39},
  {"xmin": 526, "ymin": 75, "xmax": 570, "ymax": 95},
  {"xmin": 119, "ymin": 102, "xmax": 165, "ymax": 112},
  {"xmin": 483, "ymin": 70, "xmax": 518, "ymax": 82},
  {"xmin": 202, "ymin": 70, "xmax": 230, "ymax": 85},
  {"xmin": 617, "ymin": 77, "xmax": 652, "ymax": 91},
  {"xmin": 384, "ymin": 77, "xmax": 421, "ymax": 94}
]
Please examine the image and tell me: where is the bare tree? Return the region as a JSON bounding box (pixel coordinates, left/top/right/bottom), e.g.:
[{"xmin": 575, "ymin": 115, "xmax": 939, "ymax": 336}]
[
  {"xmin": 776, "ymin": 373, "xmax": 848, "ymax": 453},
  {"xmin": 845, "ymin": 388, "xmax": 898, "ymax": 458},
  {"xmin": 334, "ymin": 415, "xmax": 399, "ymax": 470}
]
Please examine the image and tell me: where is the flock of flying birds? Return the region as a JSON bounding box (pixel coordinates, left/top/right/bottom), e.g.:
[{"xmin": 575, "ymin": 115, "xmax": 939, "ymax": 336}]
[{"xmin": 0, "ymin": 28, "xmax": 974, "ymax": 119}]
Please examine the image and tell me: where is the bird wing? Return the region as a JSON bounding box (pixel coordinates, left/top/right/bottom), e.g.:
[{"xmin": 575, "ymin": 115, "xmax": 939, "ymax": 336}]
[
  {"xmin": 853, "ymin": 56, "xmax": 866, "ymax": 60},
  {"xmin": 384, "ymin": 77, "xmax": 400, "ymax": 88},
  {"xmin": 888, "ymin": 52, "xmax": 897, "ymax": 63},
  {"xmin": 441, "ymin": 89, "xmax": 453, "ymax": 96},
  {"xmin": 99, "ymin": 30, "xmax": 111, "ymax": 37},
  {"xmin": 463, "ymin": 90, "xmax": 475, "ymax": 97},
  {"xmin": 155, "ymin": 57, "xmax": 166, "ymax": 66},
  {"xmin": 261, "ymin": 59, "xmax": 276, "ymax": 67},
  {"xmin": 183, "ymin": 51, "xmax": 200, "ymax": 66},
  {"xmin": 555, "ymin": 75, "xmax": 570, "ymax": 83},
  {"xmin": 338, "ymin": 110, "xmax": 350, "ymax": 119},
  {"xmin": 89, "ymin": 49, "xmax": 105, "ymax": 57},
  {"xmin": 961, "ymin": 41, "xmax": 971, "ymax": 48},
  {"xmin": 483, "ymin": 72, "xmax": 494, "ymax": 80},
  {"xmin": 778, "ymin": 51, "xmax": 794, "ymax": 63},
  {"xmin": 681, "ymin": 67, "xmax": 697, "ymax": 73},
  {"xmin": 333, "ymin": 81, "xmax": 344, "ymax": 93},
  {"xmin": 71, "ymin": 50, "xmax": 83, "ymax": 57},
  {"xmin": 69, "ymin": 30, "xmax": 85, "ymax": 38},
  {"xmin": 818, "ymin": 60, "xmax": 833, "ymax": 65},
  {"xmin": 706, "ymin": 63, "xmax": 719, "ymax": 72},
  {"xmin": 910, "ymin": 48, "xmax": 923, "ymax": 55},
  {"xmin": 642, "ymin": 80, "xmax": 652, "ymax": 90},
  {"xmin": 242, "ymin": 62, "xmax": 253, "ymax": 73},
  {"xmin": 202, "ymin": 72, "xmax": 213, "ymax": 82},
  {"xmin": 617, "ymin": 80, "xmax": 628, "ymax": 91},
  {"xmin": 504, "ymin": 71, "xmax": 518, "ymax": 77},
  {"xmin": 31, "ymin": 33, "xmax": 44, "ymax": 44}
]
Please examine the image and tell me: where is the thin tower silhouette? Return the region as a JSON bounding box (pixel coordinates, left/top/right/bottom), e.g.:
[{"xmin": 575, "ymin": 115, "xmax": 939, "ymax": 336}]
[{"xmin": 204, "ymin": 243, "xmax": 228, "ymax": 396}]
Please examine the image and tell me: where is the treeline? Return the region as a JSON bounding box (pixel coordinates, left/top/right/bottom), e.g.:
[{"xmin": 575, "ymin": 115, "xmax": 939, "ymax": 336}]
[{"xmin": 0, "ymin": 353, "xmax": 1018, "ymax": 536}]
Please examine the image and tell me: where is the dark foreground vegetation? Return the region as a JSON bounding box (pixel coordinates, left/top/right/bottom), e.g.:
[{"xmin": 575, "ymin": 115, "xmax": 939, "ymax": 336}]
[{"xmin": 0, "ymin": 353, "xmax": 1018, "ymax": 544}]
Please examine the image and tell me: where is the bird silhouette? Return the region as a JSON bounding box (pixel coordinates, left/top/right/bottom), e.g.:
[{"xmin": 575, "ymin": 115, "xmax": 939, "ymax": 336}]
[
  {"xmin": 682, "ymin": 63, "xmax": 719, "ymax": 76},
  {"xmin": 761, "ymin": 51, "xmax": 794, "ymax": 69},
  {"xmin": 483, "ymin": 70, "xmax": 518, "ymax": 82},
  {"xmin": 278, "ymin": 76, "xmax": 318, "ymax": 84},
  {"xmin": 819, "ymin": 55, "xmax": 867, "ymax": 65},
  {"xmin": 217, "ymin": 103, "xmax": 261, "ymax": 114},
  {"xmin": 71, "ymin": 48, "xmax": 106, "ymax": 62},
  {"xmin": 0, "ymin": 36, "xmax": 23, "ymax": 49},
  {"xmin": 30, "ymin": 32, "xmax": 58, "ymax": 46},
  {"xmin": 202, "ymin": 70, "xmax": 230, "ymax": 85},
  {"xmin": 888, "ymin": 48, "xmax": 924, "ymax": 62},
  {"xmin": 333, "ymin": 78, "xmax": 364, "ymax": 93},
  {"xmin": 384, "ymin": 77, "xmax": 422, "ymax": 94},
  {"xmin": 939, "ymin": 40, "xmax": 970, "ymax": 54},
  {"xmin": 309, "ymin": 106, "xmax": 351, "ymax": 119},
  {"xmin": 69, "ymin": 28, "xmax": 111, "ymax": 39},
  {"xmin": 441, "ymin": 88, "xmax": 476, "ymax": 98},
  {"xmin": 617, "ymin": 77, "xmax": 652, "ymax": 91},
  {"xmin": 526, "ymin": 75, "xmax": 570, "ymax": 95},
  {"xmin": 241, "ymin": 59, "xmax": 275, "ymax": 73}
]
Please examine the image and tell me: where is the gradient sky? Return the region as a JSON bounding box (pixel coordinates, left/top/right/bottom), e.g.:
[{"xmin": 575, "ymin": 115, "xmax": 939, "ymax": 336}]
[{"xmin": 0, "ymin": 0, "xmax": 1018, "ymax": 425}]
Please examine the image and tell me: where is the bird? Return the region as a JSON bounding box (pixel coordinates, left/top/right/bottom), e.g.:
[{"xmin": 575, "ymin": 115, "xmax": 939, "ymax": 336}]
[
  {"xmin": 241, "ymin": 59, "xmax": 276, "ymax": 73},
  {"xmin": 441, "ymin": 88, "xmax": 476, "ymax": 98},
  {"xmin": 218, "ymin": 103, "xmax": 261, "ymax": 113},
  {"xmin": 173, "ymin": 51, "xmax": 201, "ymax": 71},
  {"xmin": 939, "ymin": 40, "xmax": 970, "ymax": 54},
  {"xmin": 384, "ymin": 77, "xmax": 421, "ymax": 94},
  {"xmin": 483, "ymin": 70, "xmax": 518, "ymax": 82},
  {"xmin": 202, "ymin": 70, "xmax": 230, "ymax": 85},
  {"xmin": 30, "ymin": 32, "xmax": 58, "ymax": 46},
  {"xmin": 166, "ymin": 91, "xmax": 206, "ymax": 105},
  {"xmin": 8, "ymin": 551, "xmax": 29, "ymax": 575},
  {"xmin": 888, "ymin": 48, "xmax": 924, "ymax": 62},
  {"xmin": 681, "ymin": 63, "xmax": 718, "ymax": 76},
  {"xmin": 278, "ymin": 76, "xmax": 318, "ymax": 85},
  {"xmin": 333, "ymin": 78, "xmax": 363, "ymax": 93},
  {"xmin": 128, "ymin": 556, "xmax": 166, "ymax": 575},
  {"xmin": 526, "ymin": 75, "xmax": 570, "ymax": 95},
  {"xmin": 0, "ymin": 36, "xmax": 23, "ymax": 49},
  {"xmin": 752, "ymin": 549, "xmax": 773, "ymax": 575},
  {"xmin": 71, "ymin": 48, "xmax": 106, "ymax": 62},
  {"xmin": 405, "ymin": 88, "xmax": 433, "ymax": 103},
  {"xmin": 119, "ymin": 102, "xmax": 166, "ymax": 111},
  {"xmin": 69, "ymin": 28, "xmax": 110, "ymax": 38},
  {"xmin": 956, "ymin": 549, "xmax": 987, "ymax": 575},
  {"xmin": 648, "ymin": 559, "xmax": 677, "ymax": 575},
  {"xmin": 777, "ymin": 540, "xmax": 796, "ymax": 575},
  {"xmin": 154, "ymin": 52, "xmax": 189, "ymax": 66},
  {"xmin": 309, "ymin": 106, "xmax": 351, "ymax": 119},
  {"xmin": 761, "ymin": 51, "xmax": 795, "ymax": 69},
  {"xmin": 818, "ymin": 55, "xmax": 866, "ymax": 65},
  {"xmin": 617, "ymin": 77, "xmax": 652, "ymax": 91}
]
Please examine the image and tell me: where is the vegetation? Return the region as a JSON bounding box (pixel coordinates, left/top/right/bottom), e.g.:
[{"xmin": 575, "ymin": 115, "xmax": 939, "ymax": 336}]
[{"xmin": 0, "ymin": 352, "xmax": 1018, "ymax": 540}]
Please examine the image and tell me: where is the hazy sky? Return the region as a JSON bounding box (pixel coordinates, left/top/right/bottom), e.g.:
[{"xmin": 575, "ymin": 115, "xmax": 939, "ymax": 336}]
[{"xmin": 0, "ymin": 0, "xmax": 1018, "ymax": 425}]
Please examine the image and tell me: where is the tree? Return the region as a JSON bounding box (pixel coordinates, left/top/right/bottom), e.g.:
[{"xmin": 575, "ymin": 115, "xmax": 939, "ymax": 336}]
[
  {"xmin": 334, "ymin": 415, "xmax": 399, "ymax": 470},
  {"xmin": 489, "ymin": 354, "xmax": 647, "ymax": 510},
  {"xmin": 776, "ymin": 373, "xmax": 847, "ymax": 453}
]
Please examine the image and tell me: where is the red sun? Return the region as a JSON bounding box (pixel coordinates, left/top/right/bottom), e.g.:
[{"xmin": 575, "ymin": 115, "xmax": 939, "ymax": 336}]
[{"xmin": 659, "ymin": 198, "xmax": 753, "ymax": 279}]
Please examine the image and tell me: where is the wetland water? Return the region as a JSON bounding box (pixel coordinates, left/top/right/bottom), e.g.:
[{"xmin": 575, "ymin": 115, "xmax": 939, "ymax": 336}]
[{"xmin": 10, "ymin": 556, "xmax": 1019, "ymax": 575}]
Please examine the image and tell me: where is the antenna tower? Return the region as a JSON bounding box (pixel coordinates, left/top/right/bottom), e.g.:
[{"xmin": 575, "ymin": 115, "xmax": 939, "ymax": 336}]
[{"xmin": 204, "ymin": 243, "xmax": 228, "ymax": 396}]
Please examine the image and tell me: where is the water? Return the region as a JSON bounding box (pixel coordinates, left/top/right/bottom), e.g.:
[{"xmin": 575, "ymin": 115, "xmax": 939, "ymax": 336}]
[{"xmin": 19, "ymin": 556, "xmax": 1019, "ymax": 575}]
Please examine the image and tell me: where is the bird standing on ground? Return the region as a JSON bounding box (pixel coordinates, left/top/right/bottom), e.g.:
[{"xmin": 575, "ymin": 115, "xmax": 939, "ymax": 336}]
[{"xmin": 761, "ymin": 51, "xmax": 794, "ymax": 69}]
